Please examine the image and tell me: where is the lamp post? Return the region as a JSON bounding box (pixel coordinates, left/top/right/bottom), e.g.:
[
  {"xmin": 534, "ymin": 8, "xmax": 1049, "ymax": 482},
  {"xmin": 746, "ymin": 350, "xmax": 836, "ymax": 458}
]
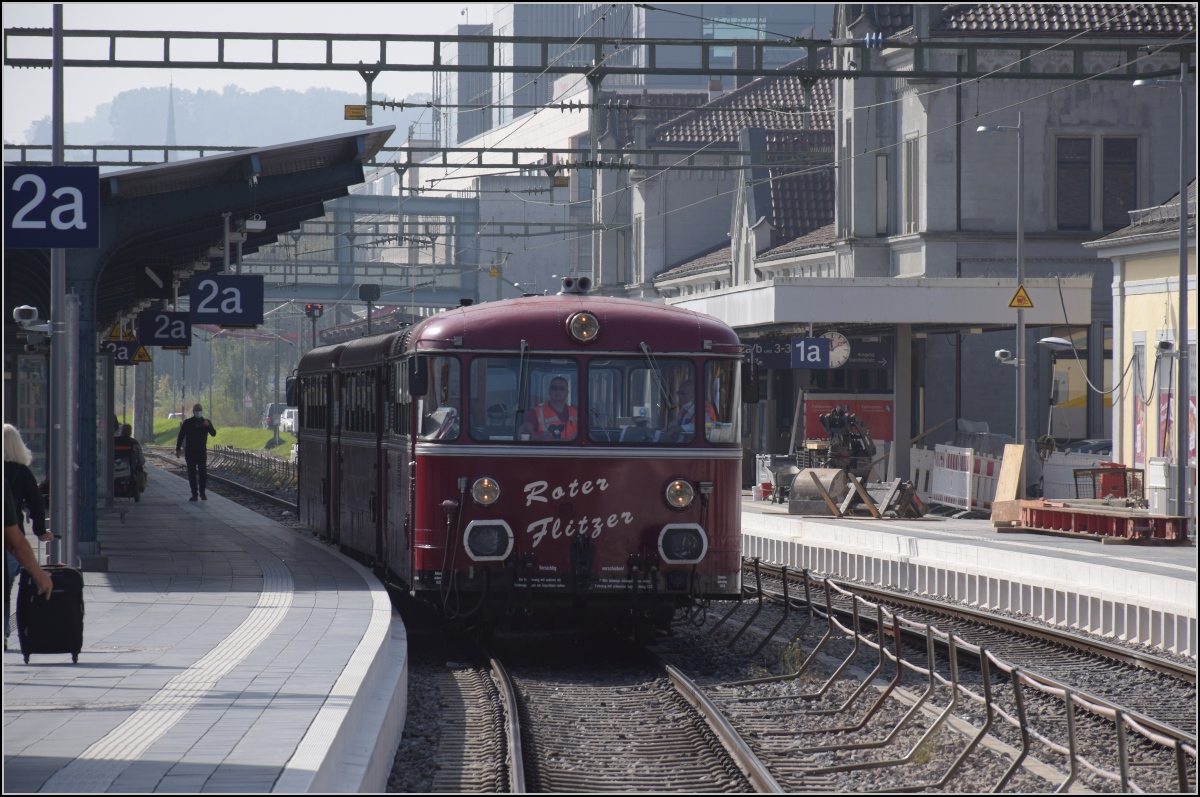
[
  {"xmin": 1135, "ymin": 63, "xmax": 1191, "ymax": 519},
  {"xmin": 978, "ymin": 112, "xmax": 1027, "ymax": 494}
]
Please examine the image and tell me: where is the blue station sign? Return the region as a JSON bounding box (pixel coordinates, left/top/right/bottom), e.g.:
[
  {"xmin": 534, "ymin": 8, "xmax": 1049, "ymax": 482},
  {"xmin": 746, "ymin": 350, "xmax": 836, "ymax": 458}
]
[
  {"xmin": 4, "ymin": 165, "xmax": 100, "ymax": 249},
  {"xmin": 188, "ymin": 274, "xmax": 264, "ymax": 327},
  {"xmin": 137, "ymin": 310, "xmax": 192, "ymax": 347}
]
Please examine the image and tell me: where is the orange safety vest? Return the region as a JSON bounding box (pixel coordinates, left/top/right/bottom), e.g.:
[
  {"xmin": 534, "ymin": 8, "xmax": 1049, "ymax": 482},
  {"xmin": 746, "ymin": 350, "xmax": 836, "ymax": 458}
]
[
  {"xmin": 531, "ymin": 402, "xmax": 578, "ymax": 440},
  {"xmin": 679, "ymin": 401, "xmax": 718, "ymax": 430}
]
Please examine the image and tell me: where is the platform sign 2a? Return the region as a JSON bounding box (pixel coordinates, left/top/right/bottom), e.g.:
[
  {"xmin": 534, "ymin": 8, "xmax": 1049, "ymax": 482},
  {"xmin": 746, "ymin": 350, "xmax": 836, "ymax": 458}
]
[
  {"xmin": 188, "ymin": 274, "xmax": 264, "ymax": 326},
  {"xmin": 4, "ymin": 165, "xmax": 100, "ymax": 249},
  {"xmin": 137, "ymin": 310, "xmax": 191, "ymax": 347},
  {"xmin": 101, "ymin": 340, "xmax": 151, "ymax": 366}
]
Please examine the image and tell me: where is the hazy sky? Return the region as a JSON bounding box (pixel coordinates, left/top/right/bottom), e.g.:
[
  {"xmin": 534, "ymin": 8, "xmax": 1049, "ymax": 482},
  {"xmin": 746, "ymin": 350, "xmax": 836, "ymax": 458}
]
[{"xmin": 2, "ymin": 3, "xmax": 494, "ymax": 143}]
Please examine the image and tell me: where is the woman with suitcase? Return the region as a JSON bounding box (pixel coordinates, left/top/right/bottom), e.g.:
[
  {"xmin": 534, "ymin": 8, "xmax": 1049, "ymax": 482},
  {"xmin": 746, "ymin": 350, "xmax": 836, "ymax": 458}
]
[
  {"xmin": 5, "ymin": 483, "xmax": 52, "ymax": 648},
  {"xmin": 4, "ymin": 424, "xmax": 52, "ymax": 545}
]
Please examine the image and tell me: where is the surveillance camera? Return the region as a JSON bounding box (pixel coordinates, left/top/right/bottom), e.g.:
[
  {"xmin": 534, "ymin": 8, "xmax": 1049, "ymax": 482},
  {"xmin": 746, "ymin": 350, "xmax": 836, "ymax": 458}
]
[
  {"xmin": 13, "ymin": 305, "xmax": 38, "ymax": 325},
  {"xmin": 1156, "ymin": 339, "xmax": 1174, "ymax": 352},
  {"xmin": 995, "ymin": 349, "xmax": 1012, "ymax": 361}
]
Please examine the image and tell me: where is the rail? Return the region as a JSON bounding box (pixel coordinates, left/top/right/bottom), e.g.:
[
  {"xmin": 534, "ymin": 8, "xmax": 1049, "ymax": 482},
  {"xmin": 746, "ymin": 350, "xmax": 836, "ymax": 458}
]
[{"xmin": 718, "ymin": 559, "xmax": 1197, "ymax": 793}]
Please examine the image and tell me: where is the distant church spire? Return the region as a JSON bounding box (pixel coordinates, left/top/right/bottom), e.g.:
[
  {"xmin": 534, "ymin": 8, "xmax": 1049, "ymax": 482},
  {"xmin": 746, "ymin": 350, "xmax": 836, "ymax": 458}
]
[{"xmin": 165, "ymin": 79, "xmax": 177, "ymax": 161}]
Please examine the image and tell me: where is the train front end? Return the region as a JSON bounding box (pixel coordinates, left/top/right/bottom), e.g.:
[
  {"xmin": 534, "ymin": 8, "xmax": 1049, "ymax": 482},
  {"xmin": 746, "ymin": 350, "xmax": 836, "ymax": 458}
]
[{"xmin": 404, "ymin": 292, "xmax": 747, "ymax": 627}]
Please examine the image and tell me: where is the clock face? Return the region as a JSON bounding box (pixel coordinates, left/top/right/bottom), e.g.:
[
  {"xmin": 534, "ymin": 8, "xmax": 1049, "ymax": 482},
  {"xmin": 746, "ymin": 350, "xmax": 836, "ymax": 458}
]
[{"xmin": 821, "ymin": 331, "xmax": 851, "ymax": 368}]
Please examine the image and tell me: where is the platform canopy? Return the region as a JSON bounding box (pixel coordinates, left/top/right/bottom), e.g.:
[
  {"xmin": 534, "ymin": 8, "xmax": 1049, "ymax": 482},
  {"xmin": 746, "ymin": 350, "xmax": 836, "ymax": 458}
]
[{"xmin": 4, "ymin": 126, "xmax": 395, "ymax": 333}]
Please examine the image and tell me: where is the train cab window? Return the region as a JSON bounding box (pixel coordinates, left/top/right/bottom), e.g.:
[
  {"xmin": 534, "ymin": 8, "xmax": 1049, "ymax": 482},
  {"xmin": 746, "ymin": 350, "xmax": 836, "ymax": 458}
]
[
  {"xmin": 416, "ymin": 356, "xmax": 462, "ymax": 441},
  {"xmin": 703, "ymin": 360, "xmax": 741, "ymax": 444},
  {"xmin": 469, "ymin": 357, "xmax": 579, "ymax": 442},
  {"xmin": 587, "ymin": 359, "xmax": 695, "ymax": 444}
]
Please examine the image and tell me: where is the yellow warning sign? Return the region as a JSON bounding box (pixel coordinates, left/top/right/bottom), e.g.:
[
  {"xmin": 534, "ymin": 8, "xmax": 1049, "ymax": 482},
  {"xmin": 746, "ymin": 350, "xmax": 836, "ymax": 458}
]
[
  {"xmin": 123, "ymin": 325, "xmax": 137, "ymax": 341},
  {"xmin": 489, "ymin": 266, "xmax": 501, "ymax": 277},
  {"xmin": 1009, "ymin": 285, "xmax": 1034, "ymax": 309},
  {"xmin": 107, "ymin": 324, "xmax": 122, "ymax": 342},
  {"xmin": 131, "ymin": 346, "xmax": 153, "ymax": 363},
  {"xmin": 344, "ymin": 105, "xmax": 367, "ymax": 121}
]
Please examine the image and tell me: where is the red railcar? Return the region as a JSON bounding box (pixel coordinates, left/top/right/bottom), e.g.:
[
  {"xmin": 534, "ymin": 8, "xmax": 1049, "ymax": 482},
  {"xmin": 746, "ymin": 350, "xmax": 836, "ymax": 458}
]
[{"xmin": 295, "ymin": 284, "xmax": 748, "ymax": 627}]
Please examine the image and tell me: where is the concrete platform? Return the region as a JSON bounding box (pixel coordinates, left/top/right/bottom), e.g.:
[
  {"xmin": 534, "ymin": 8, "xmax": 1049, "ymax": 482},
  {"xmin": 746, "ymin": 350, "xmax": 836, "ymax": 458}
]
[
  {"xmin": 741, "ymin": 495, "xmax": 1197, "ymax": 658},
  {"xmin": 3, "ymin": 463, "xmax": 407, "ymax": 793}
]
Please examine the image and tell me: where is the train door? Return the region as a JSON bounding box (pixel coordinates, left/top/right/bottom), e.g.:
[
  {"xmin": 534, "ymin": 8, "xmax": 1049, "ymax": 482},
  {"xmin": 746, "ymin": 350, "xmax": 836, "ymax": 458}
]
[
  {"xmin": 329, "ymin": 369, "xmax": 342, "ymax": 544},
  {"xmin": 373, "ymin": 363, "xmax": 386, "ymax": 564},
  {"xmin": 385, "ymin": 357, "xmax": 415, "ymax": 584}
]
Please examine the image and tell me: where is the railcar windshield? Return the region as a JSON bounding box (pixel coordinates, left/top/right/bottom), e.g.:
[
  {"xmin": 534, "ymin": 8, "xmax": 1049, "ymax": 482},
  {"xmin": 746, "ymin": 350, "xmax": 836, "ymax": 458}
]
[
  {"xmin": 469, "ymin": 356, "xmax": 580, "ymax": 442},
  {"xmin": 417, "ymin": 356, "xmax": 462, "ymax": 441},
  {"xmin": 588, "ymin": 358, "xmax": 738, "ymax": 444}
]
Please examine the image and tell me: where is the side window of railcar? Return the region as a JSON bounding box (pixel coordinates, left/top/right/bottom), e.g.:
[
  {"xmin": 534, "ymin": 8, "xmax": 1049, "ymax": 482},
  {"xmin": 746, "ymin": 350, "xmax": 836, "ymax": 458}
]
[
  {"xmin": 300, "ymin": 375, "xmax": 327, "ymax": 431},
  {"xmin": 703, "ymin": 360, "xmax": 740, "ymax": 443},
  {"xmin": 393, "ymin": 361, "xmax": 410, "ymax": 435},
  {"xmin": 416, "ymin": 356, "xmax": 461, "ymax": 441},
  {"xmin": 588, "ymin": 359, "xmax": 694, "ymax": 443},
  {"xmin": 469, "ymin": 356, "xmax": 579, "ymax": 442}
]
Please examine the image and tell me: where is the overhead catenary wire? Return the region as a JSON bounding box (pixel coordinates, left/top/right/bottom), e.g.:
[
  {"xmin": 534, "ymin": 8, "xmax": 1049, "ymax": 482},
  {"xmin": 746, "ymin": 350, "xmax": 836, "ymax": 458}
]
[{"xmin": 252, "ymin": 18, "xmax": 1193, "ymax": 298}]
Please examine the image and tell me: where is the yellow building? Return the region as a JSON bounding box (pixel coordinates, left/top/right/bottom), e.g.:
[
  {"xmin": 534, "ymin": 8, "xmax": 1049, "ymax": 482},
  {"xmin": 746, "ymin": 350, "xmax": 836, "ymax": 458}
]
[{"xmin": 1086, "ymin": 181, "xmax": 1196, "ymax": 492}]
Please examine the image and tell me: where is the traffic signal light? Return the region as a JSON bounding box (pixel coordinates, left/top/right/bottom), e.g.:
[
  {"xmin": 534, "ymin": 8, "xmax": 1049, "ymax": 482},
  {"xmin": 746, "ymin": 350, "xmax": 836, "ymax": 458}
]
[{"xmin": 305, "ymin": 303, "xmax": 323, "ymax": 318}]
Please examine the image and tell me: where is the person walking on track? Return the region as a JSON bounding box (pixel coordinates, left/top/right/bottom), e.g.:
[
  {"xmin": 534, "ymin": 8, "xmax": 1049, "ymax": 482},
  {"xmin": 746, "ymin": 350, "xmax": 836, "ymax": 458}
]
[{"xmin": 175, "ymin": 404, "xmax": 217, "ymax": 501}]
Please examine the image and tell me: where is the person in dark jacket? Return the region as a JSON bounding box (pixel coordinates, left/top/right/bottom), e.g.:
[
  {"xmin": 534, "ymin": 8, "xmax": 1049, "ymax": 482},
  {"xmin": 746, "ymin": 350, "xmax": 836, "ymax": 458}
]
[
  {"xmin": 175, "ymin": 404, "xmax": 217, "ymax": 501},
  {"xmin": 3, "ymin": 424, "xmax": 50, "ymax": 542}
]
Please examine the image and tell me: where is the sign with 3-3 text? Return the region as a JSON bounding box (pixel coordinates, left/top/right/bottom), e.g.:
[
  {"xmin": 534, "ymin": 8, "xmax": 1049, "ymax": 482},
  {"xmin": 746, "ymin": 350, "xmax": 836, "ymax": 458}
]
[
  {"xmin": 188, "ymin": 274, "xmax": 264, "ymax": 326},
  {"xmin": 4, "ymin": 165, "xmax": 100, "ymax": 248},
  {"xmin": 137, "ymin": 310, "xmax": 192, "ymax": 347}
]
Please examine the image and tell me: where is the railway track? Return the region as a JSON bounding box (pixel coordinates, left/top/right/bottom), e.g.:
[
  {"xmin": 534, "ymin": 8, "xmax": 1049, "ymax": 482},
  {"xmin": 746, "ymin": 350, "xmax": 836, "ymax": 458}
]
[
  {"xmin": 156, "ymin": 454, "xmax": 1197, "ymax": 792},
  {"xmin": 657, "ymin": 560, "xmax": 1197, "ymax": 792},
  {"xmin": 747, "ymin": 561, "xmax": 1197, "ymax": 736}
]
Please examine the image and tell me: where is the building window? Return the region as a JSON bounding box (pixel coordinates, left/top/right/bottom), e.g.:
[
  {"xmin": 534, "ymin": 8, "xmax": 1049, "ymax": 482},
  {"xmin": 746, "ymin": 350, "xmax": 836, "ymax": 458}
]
[
  {"xmin": 1057, "ymin": 137, "xmax": 1091, "ymax": 230},
  {"xmin": 838, "ymin": 120, "xmax": 852, "ymax": 237},
  {"xmin": 876, "ymin": 154, "xmax": 888, "ymax": 236},
  {"xmin": 1057, "ymin": 136, "xmax": 1139, "ymax": 231},
  {"xmin": 903, "ymin": 137, "xmax": 919, "ymax": 234},
  {"xmin": 1103, "ymin": 138, "xmax": 1137, "ymax": 230}
]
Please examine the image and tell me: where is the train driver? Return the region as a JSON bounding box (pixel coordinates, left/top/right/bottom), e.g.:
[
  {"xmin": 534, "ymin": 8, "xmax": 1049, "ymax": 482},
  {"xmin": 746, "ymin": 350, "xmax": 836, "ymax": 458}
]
[
  {"xmin": 520, "ymin": 376, "xmax": 578, "ymax": 441},
  {"xmin": 663, "ymin": 379, "xmax": 717, "ymax": 441}
]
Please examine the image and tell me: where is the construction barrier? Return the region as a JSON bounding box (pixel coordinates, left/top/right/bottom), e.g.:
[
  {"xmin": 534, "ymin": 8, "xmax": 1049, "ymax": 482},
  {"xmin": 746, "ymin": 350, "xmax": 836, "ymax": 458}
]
[{"xmin": 929, "ymin": 444, "xmax": 1002, "ymax": 511}]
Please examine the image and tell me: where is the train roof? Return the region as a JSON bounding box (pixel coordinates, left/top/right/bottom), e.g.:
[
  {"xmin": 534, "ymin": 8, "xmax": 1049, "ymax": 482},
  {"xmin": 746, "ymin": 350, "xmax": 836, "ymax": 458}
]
[
  {"xmin": 297, "ymin": 341, "xmax": 347, "ymax": 372},
  {"xmin": 409, "ymin": 295, "xmax": 740, "ymax": 354},
  {"xmin": 337, "ymin": 330, "xmax": 403, "ymax": 369}
]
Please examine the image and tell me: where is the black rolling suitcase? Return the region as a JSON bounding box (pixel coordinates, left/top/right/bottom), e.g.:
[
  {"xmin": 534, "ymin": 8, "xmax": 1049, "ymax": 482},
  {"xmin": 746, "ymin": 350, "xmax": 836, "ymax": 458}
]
[{"xmin": 16, "ymin": 565, "xmax": 85, "ymax": 664}]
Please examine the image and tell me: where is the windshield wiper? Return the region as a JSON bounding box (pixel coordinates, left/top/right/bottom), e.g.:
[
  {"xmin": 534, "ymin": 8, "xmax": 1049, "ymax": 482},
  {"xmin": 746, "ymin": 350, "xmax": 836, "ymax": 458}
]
[
  {"xmin": 514, "ymin": 339, "xmax": 529, "ymax": 435},
  {"xmin": 639, "ymin": 342, "xmax": 675, "ymax": 414}
]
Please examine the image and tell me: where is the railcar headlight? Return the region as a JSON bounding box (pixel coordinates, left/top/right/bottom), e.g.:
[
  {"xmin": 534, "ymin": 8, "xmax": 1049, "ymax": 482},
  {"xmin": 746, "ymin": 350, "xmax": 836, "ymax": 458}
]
[
  {"xmin": 472, "ymin": 476, "xmax": 501, "ymax": 505},
  {"xmin": 664, "ymin": 479, "xmax": 695, "ymax": 509},
  {"xmin": 464, "ymin": 520, "xmax": 514, "ymax": 561},
  {"xmin": 567, "ymin": 311, "xmax": 600, "ymax": 343},
  {"xmin": 658, "ymin": 524, "xmax": 707, "ymax": 564}
]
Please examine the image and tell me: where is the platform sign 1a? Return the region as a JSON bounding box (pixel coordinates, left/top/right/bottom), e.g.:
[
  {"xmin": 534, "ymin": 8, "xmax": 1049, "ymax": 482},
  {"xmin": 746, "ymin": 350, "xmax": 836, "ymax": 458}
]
[
  {"xmin": 4, "ymin": 165, "xmax": 100, "ymax": 249},
  {"xmin": 790, "ymin": 337, "xmax": 831, "ymax": 369},
  {"xmin": 137, "ymin": 310, "xmax": 191, "ymax": 347},
  {"xmin": 188, "ymin": 274, "xmax": 264, "ymax": 326}
]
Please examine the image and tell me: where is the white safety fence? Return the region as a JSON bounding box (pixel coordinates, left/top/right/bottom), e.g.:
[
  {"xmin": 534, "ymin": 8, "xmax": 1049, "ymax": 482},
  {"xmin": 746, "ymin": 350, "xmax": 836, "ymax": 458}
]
[{"xmin": 925, "ymin": 444, "xmax": 1002, "ymax": 512}]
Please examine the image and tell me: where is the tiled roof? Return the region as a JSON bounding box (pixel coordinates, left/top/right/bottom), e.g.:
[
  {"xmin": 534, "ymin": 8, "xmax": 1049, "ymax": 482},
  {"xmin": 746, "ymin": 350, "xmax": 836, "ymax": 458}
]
[
  {"xmin": 863, "ymin": 5, "xmax": 914, "ymax": 36},
  {"xmin": 934, "ymin": 3, "xmax": 1195, "ymax": 36},
  {"xmin": 654, "ymin": 243, "xmax": 732, "ymax": 282},
  {"xmin": 764, "ymin": 130, "xmax": 836, "ymax": 246},
  {"xmin": 1093, "ymin": 179, "xmax": 1198, "ymax": 243},
  {"xmin": 758, "ymin": 222, "xmax": 838, "ymax": 260},
  {"xmin": 654, "ymin": 50, "xmax": 835, "ymax": 145},
  {"xmin": 597, "ymin": 91, "xmax": 708, "ymax": 148}
]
